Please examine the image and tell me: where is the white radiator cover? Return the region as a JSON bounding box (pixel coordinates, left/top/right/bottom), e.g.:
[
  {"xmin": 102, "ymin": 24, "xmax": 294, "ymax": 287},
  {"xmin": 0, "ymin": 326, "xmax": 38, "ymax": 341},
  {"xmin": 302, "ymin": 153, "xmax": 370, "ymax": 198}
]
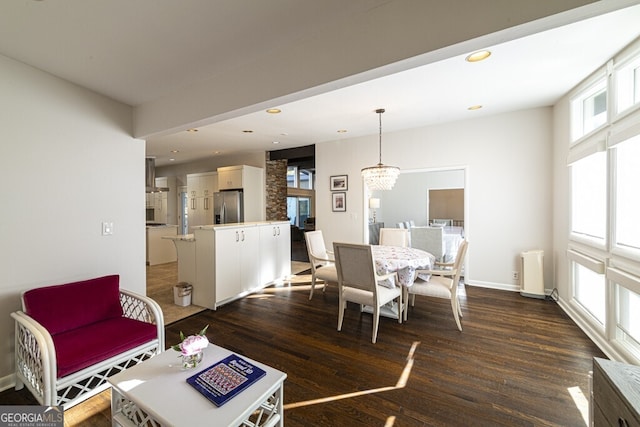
[{"xmin": 521, "ymin": 250, "xmax": 545, "ymax": 299}]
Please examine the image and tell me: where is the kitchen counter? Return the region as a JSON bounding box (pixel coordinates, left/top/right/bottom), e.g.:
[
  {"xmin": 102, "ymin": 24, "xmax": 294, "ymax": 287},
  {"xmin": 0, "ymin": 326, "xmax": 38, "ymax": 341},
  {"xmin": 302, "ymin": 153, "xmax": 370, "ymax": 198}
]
[
  {"xmin": 191, "ymin": 220, "xmax": 288, "ymax": 231},
  {"xmin": 146, "ymin": 225, "xmax": 178, "ymax": 265}
]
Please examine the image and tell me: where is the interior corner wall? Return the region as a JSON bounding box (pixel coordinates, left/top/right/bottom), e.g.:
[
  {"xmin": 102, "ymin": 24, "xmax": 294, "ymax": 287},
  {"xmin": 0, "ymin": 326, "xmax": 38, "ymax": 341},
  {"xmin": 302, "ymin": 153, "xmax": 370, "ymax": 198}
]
[
  {"xmin": 316, "ymin": 107, "xmax": 553, "ymax": 291},
  {"xmin": 0, "ymin": 54, "xmax": 144, "ymax": 385}
]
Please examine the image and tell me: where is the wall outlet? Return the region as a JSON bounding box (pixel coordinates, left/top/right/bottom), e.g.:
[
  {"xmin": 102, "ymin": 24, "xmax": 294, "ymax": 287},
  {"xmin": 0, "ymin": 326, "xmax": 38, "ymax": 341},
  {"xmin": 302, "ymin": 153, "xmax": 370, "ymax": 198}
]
[{"xmin": 512, "ymin": 271, "xmax": 519, "ymax": 281}]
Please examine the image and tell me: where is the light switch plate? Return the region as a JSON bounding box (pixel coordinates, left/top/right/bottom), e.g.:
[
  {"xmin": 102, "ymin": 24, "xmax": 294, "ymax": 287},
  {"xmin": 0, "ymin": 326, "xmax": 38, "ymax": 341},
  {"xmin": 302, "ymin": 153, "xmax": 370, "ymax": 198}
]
[{"xmin": 102, "ymin": 222, "xmax": 114, "ymax": 236}]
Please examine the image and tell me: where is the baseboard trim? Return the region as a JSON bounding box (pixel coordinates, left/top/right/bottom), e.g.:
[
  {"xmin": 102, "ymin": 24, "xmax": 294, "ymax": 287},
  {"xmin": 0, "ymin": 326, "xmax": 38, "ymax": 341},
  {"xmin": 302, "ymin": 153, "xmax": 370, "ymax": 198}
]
[
  {"xmin": 557, "ymin": 297, "xmax": 633, "ymax": 364},
  {"xmin": 467, "ymin": 280, "xmax": 520, "ymax": 292}
]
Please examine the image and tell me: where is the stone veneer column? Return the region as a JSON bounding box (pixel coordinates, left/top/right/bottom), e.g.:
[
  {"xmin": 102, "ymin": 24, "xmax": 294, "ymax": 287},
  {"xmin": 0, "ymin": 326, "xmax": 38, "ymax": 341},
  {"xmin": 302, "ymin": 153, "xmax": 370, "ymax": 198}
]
[{"xmin": 265, "ymin": 159, "xmax": 288, "ymax": 221}]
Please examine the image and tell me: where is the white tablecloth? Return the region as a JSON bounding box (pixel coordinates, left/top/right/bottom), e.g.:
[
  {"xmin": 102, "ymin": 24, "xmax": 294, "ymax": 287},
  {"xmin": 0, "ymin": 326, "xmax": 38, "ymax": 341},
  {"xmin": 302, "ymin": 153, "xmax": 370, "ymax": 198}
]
[{"xmin": 372, "ymin": 245, "xmax": 434, "ymax": 288}]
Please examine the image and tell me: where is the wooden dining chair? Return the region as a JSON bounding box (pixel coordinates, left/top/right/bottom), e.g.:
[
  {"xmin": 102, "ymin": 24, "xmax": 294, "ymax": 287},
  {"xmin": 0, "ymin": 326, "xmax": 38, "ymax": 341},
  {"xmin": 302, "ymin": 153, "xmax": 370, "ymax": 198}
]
[
  {"xmin": 379, "ymin": 228, "xmax": 410, "ymax": 247},
  {"xmin": 406, "ymin": 240, "xmax": 468, "ymax": 331},
  {"xmin": 333, "ymin": 242, "xmax": 402, "ymax": 343},
  {"xmin": 304, "ymin": 230, "xmax": 338, "ymax": 300}
]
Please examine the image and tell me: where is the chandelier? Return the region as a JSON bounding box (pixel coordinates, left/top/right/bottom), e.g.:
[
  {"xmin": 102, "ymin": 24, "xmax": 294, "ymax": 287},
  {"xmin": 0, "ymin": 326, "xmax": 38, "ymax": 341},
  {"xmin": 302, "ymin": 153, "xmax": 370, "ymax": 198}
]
[{"xmin": 361, "ymin": 108, "xmax": 400, "ymax": 190}]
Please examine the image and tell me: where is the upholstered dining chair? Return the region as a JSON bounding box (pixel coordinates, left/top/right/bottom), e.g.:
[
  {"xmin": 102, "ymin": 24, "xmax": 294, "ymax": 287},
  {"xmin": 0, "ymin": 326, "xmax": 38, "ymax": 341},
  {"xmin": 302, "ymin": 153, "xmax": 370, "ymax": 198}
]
[
  {"xmin": 379, "ymin": 228, "xmax": 410, "ymax": 247},
  {"xmin": 333, "ymin": 242, "xmax": 402, "ymax": 343},
  {"xmin": 304, "ymin": 230, "xmax": 338, "ymax": 300},
  {"xmin": 410, "ymin": 226, "xmax": 444, "ymax": 261},
  {"xmin": 406, "ymin": 240, "xmax": 468, "ymax": 331}
]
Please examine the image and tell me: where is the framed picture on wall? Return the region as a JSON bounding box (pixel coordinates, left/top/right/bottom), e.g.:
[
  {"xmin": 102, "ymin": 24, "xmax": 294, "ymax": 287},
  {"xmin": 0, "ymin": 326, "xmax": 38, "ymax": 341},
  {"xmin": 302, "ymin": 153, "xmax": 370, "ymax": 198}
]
[
  {"xmin": 330, "ymin": 175, "xmax": 348, "ymax": 191},
  {"xmin": 332, "ymin": 192, "xmax": 346, "ymax": 212}
]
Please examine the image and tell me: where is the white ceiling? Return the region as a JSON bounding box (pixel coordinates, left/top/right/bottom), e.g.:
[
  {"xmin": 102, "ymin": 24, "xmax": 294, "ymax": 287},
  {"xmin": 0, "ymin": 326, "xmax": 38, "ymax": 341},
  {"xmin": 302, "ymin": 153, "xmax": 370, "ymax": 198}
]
[{"xmin": 2, "ymin": 1, "xmax": 640, "ymax": 167}]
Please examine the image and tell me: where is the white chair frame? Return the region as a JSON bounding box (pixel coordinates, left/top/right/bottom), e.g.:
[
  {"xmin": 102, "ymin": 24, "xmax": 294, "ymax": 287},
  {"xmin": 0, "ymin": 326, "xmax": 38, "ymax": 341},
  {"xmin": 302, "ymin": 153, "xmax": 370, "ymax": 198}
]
[{"xmin": 11, "ymin": 289, "xmax": 164, "ymax": 409}]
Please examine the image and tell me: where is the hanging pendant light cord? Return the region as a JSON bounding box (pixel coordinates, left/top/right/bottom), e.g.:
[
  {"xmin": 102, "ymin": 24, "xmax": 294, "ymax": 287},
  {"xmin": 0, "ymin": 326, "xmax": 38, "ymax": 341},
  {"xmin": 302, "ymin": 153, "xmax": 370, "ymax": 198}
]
[{"xmin": 376, "ymin": 108, "xmax": 385, "ymax": 165}]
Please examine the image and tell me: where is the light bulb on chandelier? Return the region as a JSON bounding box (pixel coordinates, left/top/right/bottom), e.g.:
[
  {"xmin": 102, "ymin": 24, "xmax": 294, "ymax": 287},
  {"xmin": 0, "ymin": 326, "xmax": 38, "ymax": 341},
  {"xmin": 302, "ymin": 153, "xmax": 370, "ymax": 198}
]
[{"xmin": 361, "ymin": 108, "xmax": 400, "ymax": 191}]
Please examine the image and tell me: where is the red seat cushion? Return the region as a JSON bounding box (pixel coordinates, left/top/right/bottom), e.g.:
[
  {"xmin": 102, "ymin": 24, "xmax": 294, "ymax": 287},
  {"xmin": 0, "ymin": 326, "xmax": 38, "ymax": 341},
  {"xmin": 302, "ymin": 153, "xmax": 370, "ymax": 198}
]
[
  {"xmin": 23, "ymin": 275, "xmax": 123, "ymax": 335},
  {"xmin": 52, "ymin": 317, "xmax": 157, "ymax": 378}
]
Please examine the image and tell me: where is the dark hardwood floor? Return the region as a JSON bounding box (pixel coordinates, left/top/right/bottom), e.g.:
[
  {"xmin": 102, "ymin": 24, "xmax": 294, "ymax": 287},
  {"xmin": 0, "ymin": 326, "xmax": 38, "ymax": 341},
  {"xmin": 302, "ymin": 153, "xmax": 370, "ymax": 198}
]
[{"xmin": 1, "ymin": 277, "xmax": 604, "ymax": 426}]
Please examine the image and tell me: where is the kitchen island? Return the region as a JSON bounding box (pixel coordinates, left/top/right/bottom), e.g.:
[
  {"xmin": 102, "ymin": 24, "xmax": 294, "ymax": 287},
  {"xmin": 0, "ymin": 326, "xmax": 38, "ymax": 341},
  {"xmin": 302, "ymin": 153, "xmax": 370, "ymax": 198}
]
[
  {"xmin": 187, "ymin": 221, "xmax": 290, "ymax": 310},
  {"xmin": 146, "ymin": 224, "xmax": 178, "ymax": 265}
]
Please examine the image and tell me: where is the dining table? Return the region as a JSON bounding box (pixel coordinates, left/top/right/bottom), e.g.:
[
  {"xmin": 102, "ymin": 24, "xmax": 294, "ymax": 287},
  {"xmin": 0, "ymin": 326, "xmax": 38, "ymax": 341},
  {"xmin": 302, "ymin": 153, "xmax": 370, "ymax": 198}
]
[{"xmin": 364, "ymin": 245, "xmax": 435, "ymax": 319}]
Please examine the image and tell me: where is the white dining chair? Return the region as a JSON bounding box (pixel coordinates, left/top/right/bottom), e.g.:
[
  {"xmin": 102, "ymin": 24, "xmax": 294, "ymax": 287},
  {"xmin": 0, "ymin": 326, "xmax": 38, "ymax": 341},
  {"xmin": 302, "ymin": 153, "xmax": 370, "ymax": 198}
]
[
  {"xmin": 379, "ymin": 228, "xmax": 410, "ymax": 247},
  {"xmin": 333, "ymin": 242, "xmax": 402, "ymax": 343},
  {"xmin": 410, "ymin": 226, "xmax": 444, "ymax": 261},
  {"xmin": 406, "ymin": 240, "xmax": 468, "ymax": 330},
  {"xmin": 304, "ymin": 230, "xmax": 338, "ymax": 300}
]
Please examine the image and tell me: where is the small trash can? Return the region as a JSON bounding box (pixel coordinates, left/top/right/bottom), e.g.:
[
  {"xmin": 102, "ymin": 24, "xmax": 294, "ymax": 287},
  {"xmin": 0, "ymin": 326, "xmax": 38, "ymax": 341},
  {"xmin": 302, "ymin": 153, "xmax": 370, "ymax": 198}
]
[{"xmin": 173, "ymin": 282, "xmax": 192, "ymax": 306}]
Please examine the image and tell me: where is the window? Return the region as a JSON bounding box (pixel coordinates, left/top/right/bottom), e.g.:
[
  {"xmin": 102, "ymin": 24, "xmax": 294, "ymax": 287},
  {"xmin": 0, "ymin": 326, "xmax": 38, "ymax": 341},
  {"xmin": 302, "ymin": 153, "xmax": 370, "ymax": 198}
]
[
  {"xmin": 571, "ymin": 151, "xmax": 606, "ymax": 242},
  {"xmin": 287, "ymin": 166, "xmax": 314, "ymax": 189},
  {"xmin": 615, "ymin": 55, "xmax": 640, "ymax": 114},
  {"xmin": 573, "ymin": 262, "xmax": 606, "ymax": 326},
  {"xmin": 571, "ymin": 78, "xmax": 607, "ymax": 141},
  {"xmin": 614, "ymin": 134, "xmax": 640, "ymax": 251},
  {"xmin": 287, "ymin": 196, "xmax": 310, "ymax": 228},
  {"xmin": 568, "ymin": 41, "xmax": 640, "ymax": 364},
  {"xmin": 617, "ymin": 284, "xmax": 640, "ymax": 357},
  {"xmin": 287, "ymin": 166, "xmax": 298, "ymax": 188}
]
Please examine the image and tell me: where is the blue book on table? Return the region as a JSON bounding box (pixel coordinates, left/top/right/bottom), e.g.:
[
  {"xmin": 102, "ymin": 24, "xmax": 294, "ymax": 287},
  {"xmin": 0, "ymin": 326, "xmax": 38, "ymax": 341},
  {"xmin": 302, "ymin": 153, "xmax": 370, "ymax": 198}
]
[{"xmin": 186, "ymin": 354, "xmax": 267, "ymax": 407}]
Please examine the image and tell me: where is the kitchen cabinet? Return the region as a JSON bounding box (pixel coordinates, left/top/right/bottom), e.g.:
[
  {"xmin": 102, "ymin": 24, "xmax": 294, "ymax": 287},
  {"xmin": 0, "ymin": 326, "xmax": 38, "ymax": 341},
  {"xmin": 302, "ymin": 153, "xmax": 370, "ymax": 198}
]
[
  {"xmin": 217, "ymin": 165, "xmax": 244, "ymax": 190},
  {"xmin": 217, "ymin": 225, "xmax": 260, "ymax": 299},
  {"xmin": 259, "ymin": 222, "xmax": 291, "ymax": 284},
  {"xmin": 146, "ymin": 225, "xmax": 178, "ymax": 265},
  {"xmin": 191, "ymin": 222, "xmax": 291, "ymax": 310},
  {"xmin": 217, "ymin": 165, "xmax": 264, "ymax": 222},
  {"xmin": 187, "ymin": 172, "xmax": 218, "ymax": 229}
]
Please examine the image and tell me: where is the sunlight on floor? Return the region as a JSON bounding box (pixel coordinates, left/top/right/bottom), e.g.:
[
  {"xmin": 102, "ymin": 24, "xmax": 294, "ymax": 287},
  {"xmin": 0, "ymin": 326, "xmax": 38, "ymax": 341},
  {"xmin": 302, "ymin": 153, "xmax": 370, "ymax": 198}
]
[
  {"xmin": 283, "ymin": 341, "xmax": 420, "ymax": 412},
  {"xmin": 568, "ymin": 385, "xmax": 590, "ymax": 426}
]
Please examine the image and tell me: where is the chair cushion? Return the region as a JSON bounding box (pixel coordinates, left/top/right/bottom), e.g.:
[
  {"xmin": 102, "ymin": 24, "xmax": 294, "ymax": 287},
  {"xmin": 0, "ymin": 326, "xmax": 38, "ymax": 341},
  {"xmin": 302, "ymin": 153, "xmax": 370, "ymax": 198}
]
[
  {"xmin": 410, "ymin": 277, "xmax": 453, "ymax": 299},
  {"xmin": 315, "ymin": 265, "xmax": 338, "ymax": 282},
  {"xmin": 23, "ymin": 275, "xmax": 123, "ymax": 335},
  {"xmin": 52, "ymin": 317, "xmax": 157, "ymax": 378},
  {"xmin": 343, "ymin": 284, "xmax": 400, "ymax": 306}
]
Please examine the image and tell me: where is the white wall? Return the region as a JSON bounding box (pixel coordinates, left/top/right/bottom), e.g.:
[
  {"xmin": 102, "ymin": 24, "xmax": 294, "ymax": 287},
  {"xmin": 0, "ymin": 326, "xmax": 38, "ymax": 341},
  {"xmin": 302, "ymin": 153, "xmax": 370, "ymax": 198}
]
[
  {"xmin": 0, "ymin": 54, "xmax": 144, "ymax": 385},
  {"xmin": 316, "ymin": 107, "xmax": 553, "ymax": 291}
]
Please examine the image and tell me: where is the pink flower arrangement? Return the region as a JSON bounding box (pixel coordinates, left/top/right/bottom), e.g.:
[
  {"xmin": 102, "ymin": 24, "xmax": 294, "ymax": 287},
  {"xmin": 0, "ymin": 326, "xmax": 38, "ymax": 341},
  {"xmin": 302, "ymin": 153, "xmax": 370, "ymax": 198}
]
[{"xmin": 172, "ymin": 325, "xmax": 209, "ymax": 356}]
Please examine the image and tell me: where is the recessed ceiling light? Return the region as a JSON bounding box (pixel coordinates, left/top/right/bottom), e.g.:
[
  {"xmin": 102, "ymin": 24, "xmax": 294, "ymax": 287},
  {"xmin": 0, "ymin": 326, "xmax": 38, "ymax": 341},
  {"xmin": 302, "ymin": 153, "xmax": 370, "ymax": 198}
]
[
  {"xmin": 272, "ymin": 141, "xmax": 280, "ymax": 144},
  {"xmin": 186, "ymin": 128, "xmax": 198, "ymax": 133},
  {"xmin": 171, "ymin": 150, "xmax": 179, "ymax": 153},
  {"xmin": 468, "ymin": 105, "xmax": 483, "ymax": 110},
  {"xmin": 169, "ymin": 158, "xmax": 175, "ymax": 161},
  {"xmin": 266, "ymin": 108, "xmax": 281, "ymax": 114},
  {"xmin": 337, "ymin": 129, "xmax": 348, "ymax": 133},
  {"xmin": 465, "ymin": 50, "xmax": 491, "ymax": 62},
  {"xmin": 242, "ymin": 130, "xmax": 253, "ymax": 133}
]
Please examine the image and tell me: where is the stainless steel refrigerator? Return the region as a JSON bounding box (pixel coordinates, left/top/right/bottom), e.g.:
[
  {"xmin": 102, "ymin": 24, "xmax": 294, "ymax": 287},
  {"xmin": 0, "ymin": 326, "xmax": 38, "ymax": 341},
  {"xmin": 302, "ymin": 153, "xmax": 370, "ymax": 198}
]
[{"xmin": 213, "ymin": 190, "xmax": 244, "ymax": 224}]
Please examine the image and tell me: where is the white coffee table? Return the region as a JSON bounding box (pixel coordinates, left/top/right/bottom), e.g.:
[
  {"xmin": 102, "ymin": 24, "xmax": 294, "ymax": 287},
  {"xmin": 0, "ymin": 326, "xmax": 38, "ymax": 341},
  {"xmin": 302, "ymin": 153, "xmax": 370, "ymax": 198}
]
[{"xmin": 108, "ymin": 343, "xmax": 286, "ymax": 427}]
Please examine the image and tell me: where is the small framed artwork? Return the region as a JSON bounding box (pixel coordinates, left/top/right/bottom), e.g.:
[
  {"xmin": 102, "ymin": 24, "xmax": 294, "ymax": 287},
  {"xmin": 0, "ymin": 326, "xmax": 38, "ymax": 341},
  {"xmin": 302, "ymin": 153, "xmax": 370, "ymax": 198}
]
[
  {"xmin": 330, "ymin": 175, "xmax": 348, "ymax": 191},
  {"xmin": 332, "ymin": 192, "xmax": 346, "ymax": 212}
]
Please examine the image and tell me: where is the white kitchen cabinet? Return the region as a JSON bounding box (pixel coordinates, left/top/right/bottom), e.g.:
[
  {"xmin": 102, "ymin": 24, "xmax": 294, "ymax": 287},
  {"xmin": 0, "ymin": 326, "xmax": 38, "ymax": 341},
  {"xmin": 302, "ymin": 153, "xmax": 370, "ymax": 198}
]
[
  {"xmin": 146, "ymin": 225, "xmax": 178, "ymax": 265},
  {"xmin": 187, "ymin": 172, "xmax": 218, "ymax": 228},
  {"xmin": 259, "ymin": 222, "xmax": 291, "ymax": 285},
  {"xmin": 217, "ymin": 165, "xmax": 264, "ymax": 222},
  {"xmin": 214, "ymin": 225, "xmax": 260, "ymax": 302},
  {"xmin": 191, "ymin": 222, "xmax": 291, "ymax": 310},
  {"xmin": 217, "ymin": 165, "xmax": 244, "ymax": 190}
]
